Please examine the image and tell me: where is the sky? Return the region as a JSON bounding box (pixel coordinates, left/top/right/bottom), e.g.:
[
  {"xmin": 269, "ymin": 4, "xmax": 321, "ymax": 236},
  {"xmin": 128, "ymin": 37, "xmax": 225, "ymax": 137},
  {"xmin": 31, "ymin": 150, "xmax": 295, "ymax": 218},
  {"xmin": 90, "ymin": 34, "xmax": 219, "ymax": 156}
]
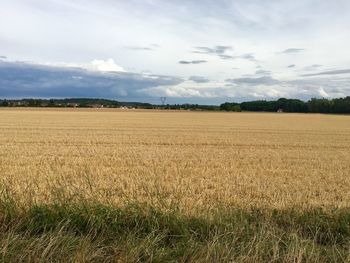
[{"xmin": 1, "ymin": 0, "xmax": 350, "ymax": 104}]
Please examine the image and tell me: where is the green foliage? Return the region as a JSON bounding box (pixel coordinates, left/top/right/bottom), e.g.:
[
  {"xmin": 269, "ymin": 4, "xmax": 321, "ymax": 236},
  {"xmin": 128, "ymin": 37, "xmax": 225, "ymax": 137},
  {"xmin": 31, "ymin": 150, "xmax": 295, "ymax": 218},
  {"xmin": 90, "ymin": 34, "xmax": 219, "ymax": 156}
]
[
  {"xmin": 0, "ymin": 100, "xmax": 9, "ymax": 107},
  {"xmin": 222, "ymin": 96, "xmax": 350, "ymax": 114},
  {"xmin": 239, "ymin": 98, "xmax": 307, "ymax": 112},
  {"xmin": 276, "ymin": 98, "xmax": 308, "ymax": 112},
  {"xmin": 1, "ymin": 199, "xmax": 350, "ymax": 262},
  {"xmin": 308, "ymin": 98, "xmax": 332, "ymax": 113},
  {"xmin": 27, "ymin": 99, "xmax": 43, "ymax": 107},
  {"xmin": 220, "ymin": 103, "xmax": 241, "ymax": 112}
]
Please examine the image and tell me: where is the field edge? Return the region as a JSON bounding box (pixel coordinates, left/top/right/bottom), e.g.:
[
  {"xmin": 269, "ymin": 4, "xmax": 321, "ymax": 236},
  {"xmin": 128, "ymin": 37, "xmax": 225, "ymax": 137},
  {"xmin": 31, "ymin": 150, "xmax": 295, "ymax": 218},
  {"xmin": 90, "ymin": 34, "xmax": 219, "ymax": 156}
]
[{"xmin": 1, "ymin": 197, "xmax": 349, "ymax": 262}]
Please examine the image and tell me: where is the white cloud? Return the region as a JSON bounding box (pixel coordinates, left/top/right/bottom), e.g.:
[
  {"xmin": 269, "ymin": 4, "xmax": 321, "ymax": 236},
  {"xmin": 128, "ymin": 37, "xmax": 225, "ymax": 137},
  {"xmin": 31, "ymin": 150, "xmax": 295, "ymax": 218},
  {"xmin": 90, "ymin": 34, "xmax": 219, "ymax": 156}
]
[
  {"xmin": 37, "ymin": 59, "xmax": 126, "ymax": 73},
  {"xmin": 139, "ymin": 79, "xmax": 226, "ymax": 98},
  {"xmin": 318, "ymin": 87, "xmax": 330, "ymax": 98},
  {"xmin": 90, "ymin": 59, "xmax": 125, "ymax": 72}
]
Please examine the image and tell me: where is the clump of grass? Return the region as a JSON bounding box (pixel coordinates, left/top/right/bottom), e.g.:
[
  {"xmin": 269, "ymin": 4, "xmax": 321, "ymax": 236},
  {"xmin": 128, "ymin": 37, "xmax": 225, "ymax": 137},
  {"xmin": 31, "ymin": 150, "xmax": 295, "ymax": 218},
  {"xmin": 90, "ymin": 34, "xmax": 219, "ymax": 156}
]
[{"xmin": 0, "ymin": 198, "xmax": 349, "ymax": 262}]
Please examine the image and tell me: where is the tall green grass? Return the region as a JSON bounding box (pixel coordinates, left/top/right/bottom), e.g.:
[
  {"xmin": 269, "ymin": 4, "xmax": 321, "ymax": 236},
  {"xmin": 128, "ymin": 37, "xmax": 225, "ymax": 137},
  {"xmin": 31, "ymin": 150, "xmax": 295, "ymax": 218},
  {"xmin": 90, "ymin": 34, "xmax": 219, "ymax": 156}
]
[{"xmin": 0, "ymin": 196, "xmax": 349, "ymax": 262}]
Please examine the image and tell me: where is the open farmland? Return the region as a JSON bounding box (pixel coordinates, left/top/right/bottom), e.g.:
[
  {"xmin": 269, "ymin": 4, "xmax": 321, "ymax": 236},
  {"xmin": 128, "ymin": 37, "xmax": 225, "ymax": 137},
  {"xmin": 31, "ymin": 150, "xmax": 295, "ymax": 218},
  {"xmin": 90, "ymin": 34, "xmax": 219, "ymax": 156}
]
[
  {"xmin": 1, "ymin": 108, "xmax": 350, "ymax": 262},
  {"xmin": 1, "ymin": 108, "xmax": 350, "ymax": 210}
]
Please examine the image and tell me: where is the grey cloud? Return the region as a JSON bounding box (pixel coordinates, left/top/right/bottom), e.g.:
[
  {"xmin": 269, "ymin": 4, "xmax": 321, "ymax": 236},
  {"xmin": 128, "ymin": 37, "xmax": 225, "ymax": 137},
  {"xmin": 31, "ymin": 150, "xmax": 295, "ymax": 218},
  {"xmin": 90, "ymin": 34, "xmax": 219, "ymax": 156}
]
[
  {"xmin": 125, "ymin": 44, "xmax": 160, "ymax": 51},
  {"xmin": 229, "ymin": 53, "xmax": 257, "ymax": 62},
  {"xmin": 303, "ymin": 64, "xmax": 322, "ymax": 71},
  {"xmin": 189, "ymin": 76, "xmax": 210, "ymax": 83},
  {"xmin": 281, "ymin": 48, "xmax": 304, "ymax": 53},
  {"xmin": 239, "ymin": 53, "xmax": 257, "ymax": 62},
  {"xmin": 193, "ymin": 45, "xmax": 232, "ymax": 54},
  {"xmin": 0, "ymin": 55, "xmax": 6, "ymax": 59},
  {"xmin": 255, "ymin": 69, "xmax": 271, "ymax": 75},
  {"xmin": 0, "ymin": 60, "xmax": 183, "ymax": 99},
  {"xmin": 223, "ymin": 53, "xmax": 258, "ymax": 62},
  {"xmin": 226, "ymin": 76, "xmax": 279, "ymax": 86},
  {"xmin": 192, "ymin": 45, "xmax": 257, "ymax": 62},
  {"xmin": 224, "ymin": 75, "xmax": 350, "ymax": 101},
  {"xmin": 288, "ymin": 77, "xmax": 350, "ymax": 98},
  {"xmin": 192, "ymin": 45, "xmax": 234, "ymax": 60},
  {"xmin": 287, "ymin": 64, "xmax": 295, "ymax": 68},
  {"xmin": 125, "ymin": 45, "xmax": 156, "ymax": 51},
  {"xmin": 302, "ymin": 69, "xmax": 350, "ymax": 77},
  {"xmin": 179, "ymin": 60, "xmax": 207, "ymax": 64},
  {"xmin": 219, "ymin": 54, "xmax": 234, "ymax": 60},
  {"xmin": 144, "ymin": 70, "xmax": 350, "ymax": 102},
  {"xmin": 225, "ymin": 71, "xmax": 349, "ymax": 98}
]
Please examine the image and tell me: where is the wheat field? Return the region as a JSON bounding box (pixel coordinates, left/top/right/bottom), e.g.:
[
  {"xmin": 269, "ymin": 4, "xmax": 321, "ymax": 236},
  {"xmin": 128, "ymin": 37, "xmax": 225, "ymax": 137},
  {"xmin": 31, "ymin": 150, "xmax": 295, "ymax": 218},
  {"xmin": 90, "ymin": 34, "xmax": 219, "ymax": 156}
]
[
  {"xmin": 1, "ymin": 108, "xmax": 350, "ymax": 262},
  {"xmin": 1, "ymin": 108, "xmax": 349, "ymax": 212}
]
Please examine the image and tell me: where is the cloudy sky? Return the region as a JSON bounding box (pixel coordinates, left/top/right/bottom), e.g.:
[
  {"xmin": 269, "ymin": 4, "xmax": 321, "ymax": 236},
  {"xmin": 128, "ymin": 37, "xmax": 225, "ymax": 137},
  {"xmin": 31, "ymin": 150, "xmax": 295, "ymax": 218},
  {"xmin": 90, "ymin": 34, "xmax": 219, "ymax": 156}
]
[{"xmin": 1, "ymin": 0, "xmax": 350, "ymax": 104}]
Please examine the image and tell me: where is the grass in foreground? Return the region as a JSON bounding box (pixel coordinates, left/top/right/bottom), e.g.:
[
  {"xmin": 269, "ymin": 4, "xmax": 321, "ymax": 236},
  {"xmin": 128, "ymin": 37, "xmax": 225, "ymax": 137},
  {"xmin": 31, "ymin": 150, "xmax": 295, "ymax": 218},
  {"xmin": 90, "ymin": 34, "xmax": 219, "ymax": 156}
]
[{"xmin": 0, "ymin": 198, "xmax": 349, "ymax": 262}]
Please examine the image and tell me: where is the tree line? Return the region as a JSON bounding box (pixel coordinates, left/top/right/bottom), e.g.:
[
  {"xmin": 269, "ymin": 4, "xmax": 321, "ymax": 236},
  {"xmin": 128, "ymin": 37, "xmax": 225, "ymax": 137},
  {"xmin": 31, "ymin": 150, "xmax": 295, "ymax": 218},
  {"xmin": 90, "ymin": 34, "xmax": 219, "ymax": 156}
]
[
  {"xmin": 220, "ymin": 97, "xmax": 350, "ymax": 114},
  {"xmin": 1, "ymin": 97, "xmax": 350, "ymax": 113},
  {"xmin": 0, "ymin": 98, "xmax": 219, "ymax": 111}
]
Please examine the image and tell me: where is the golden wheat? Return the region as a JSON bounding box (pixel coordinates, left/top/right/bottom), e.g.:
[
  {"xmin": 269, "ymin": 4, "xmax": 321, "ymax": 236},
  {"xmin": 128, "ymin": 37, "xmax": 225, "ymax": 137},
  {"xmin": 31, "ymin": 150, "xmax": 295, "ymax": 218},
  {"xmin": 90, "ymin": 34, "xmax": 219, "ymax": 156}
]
[{"xmin": 1, "ymin": 108, "xmax": 349, "ymax": 213}]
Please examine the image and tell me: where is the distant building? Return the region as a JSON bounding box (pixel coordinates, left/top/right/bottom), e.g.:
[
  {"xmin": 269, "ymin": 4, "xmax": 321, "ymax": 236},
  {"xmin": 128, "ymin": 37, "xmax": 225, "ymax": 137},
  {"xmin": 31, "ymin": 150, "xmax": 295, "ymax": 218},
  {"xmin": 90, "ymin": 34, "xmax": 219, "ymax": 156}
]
[
  {"xmin": 90, "ymin": 104, "xmax": 104, "ymax": 108},
  {"xmin": 277, "ymin": 108, "xmax": 283, "ymax": 113},
  {"xmin": 14, "ymin": 101, "xmax": 24, "ymax": 106},
  {"xmin": 67, "ymin": 103, "xmax": 79, "ymax": 108}
]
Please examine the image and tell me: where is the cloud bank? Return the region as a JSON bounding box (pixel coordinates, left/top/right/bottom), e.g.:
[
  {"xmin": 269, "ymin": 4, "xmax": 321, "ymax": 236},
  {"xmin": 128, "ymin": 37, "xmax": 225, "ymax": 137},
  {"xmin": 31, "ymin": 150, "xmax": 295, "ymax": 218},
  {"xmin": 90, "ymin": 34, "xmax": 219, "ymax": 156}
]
[
  {"xmin": 302, "ymin": 69, "xmax": 350, "ymax": 77},
  {"xmin": 1, "ymin": 59, "xmax": 349, "ymax": 104},
  {"xmin": 0, "ymin": 60, "xmax": 182, "ymax": 100}
]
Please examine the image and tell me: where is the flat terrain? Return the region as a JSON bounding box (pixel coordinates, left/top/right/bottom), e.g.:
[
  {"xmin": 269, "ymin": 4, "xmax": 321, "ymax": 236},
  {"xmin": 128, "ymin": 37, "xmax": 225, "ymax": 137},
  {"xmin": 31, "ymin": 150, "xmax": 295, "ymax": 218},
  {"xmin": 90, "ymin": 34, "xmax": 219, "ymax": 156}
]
[
  {"xmin": 1, "ymin": 108, "xmax": 350, "ymax": 262},
  {"xmin": 1, "ymin": 108, "xmax": 349, "ymax": 211}
]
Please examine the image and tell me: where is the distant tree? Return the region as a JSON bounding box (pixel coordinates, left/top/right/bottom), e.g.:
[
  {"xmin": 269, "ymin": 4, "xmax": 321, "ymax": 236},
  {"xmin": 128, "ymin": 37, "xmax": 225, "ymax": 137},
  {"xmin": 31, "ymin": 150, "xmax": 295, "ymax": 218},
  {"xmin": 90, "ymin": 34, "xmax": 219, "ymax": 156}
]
[
  {"xmin": 277, "ymin": 98, "xmax": 307, "ymax": 112},
  {"xmin": 0, "ymin": 100, "xmax": 9, "ymax": 107},
  {"xmin": 307, "ymin": 98, "xmax": 332, "ymax": 113},
  {"xmin": 27, "ymin": 99, "xmax": 42, "ymax": 107},
  {"xmin": 331, "ymin": 97, "xmax": 350, "ymax": 113},
  {"xmin": 220, "ymin": 102, "xmax": 241, "ymax": 112},
  {"xmin": 240, "ymin": 100, "xmax": 278, "ymax": 112},
  {"xmin": 48, "ymin": 99, "xmax": 56, "ymax": 107}
]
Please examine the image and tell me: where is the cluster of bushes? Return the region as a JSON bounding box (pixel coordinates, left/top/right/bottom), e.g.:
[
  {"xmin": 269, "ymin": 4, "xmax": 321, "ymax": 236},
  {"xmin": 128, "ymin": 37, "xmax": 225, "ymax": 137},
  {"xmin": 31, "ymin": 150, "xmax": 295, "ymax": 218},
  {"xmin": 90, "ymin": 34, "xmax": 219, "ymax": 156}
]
[{"xmin": 221, "ymin": 97, "xmax": 350, "ymax": 114}]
